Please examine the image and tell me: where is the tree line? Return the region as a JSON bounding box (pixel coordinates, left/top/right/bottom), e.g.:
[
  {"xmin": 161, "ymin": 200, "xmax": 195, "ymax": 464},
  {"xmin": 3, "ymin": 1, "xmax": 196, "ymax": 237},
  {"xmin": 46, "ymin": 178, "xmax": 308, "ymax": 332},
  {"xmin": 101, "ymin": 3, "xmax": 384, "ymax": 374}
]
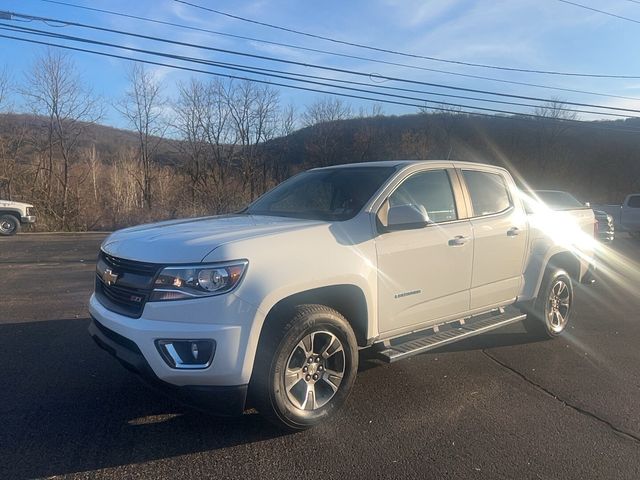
[{"xmin": 1, "ymin": 49, "xmax": 639, "ymax": 231}]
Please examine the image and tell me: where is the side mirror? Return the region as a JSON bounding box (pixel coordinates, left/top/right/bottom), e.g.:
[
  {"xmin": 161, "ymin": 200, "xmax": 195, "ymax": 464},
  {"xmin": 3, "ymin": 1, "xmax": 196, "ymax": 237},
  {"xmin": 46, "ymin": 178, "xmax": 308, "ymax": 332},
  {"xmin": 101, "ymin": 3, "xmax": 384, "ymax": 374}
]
[{"xmin": 387, "ymin": 204, "xmax": 431, "ymax": 231}]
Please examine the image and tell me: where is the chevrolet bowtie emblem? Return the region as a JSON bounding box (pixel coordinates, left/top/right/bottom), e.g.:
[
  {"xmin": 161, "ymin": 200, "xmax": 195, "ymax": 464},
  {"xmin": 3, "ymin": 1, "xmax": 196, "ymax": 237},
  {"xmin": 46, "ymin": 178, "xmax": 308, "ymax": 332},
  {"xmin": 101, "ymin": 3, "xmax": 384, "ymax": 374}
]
[{"xmin": 102, "ymin": 268, "xmax": 119, "ymax": 286}]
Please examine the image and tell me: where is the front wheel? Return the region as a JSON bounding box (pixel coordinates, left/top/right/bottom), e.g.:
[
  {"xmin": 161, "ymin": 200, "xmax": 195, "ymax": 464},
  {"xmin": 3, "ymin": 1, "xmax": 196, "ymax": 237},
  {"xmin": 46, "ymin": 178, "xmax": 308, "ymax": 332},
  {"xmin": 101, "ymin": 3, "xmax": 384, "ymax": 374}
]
[
  {"xmin": 250, "ymin": 304, "xmax": 358, "ymax": 430},
  {"xmin": 524, "ymin": 269, "xmax": 573, "ymax": 338},
  {"xmin": 0, "ymin": 214, "xmax": 20, "ymax": 236}
]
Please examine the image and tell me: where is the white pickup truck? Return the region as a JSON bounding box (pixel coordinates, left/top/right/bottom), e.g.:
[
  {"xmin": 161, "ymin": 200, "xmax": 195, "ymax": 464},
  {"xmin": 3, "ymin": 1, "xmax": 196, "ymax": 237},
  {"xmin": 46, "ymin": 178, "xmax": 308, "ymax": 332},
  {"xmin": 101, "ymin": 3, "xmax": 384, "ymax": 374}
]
[
  {"xmin": 0, "ymin": 200, "xmax": 36, "ymax": 236},
  {"xmin": 89, "ymin": 161, "xmax": 596, "ymax": 430},
  {"xmin": 593, "ymin": 194, "xmax": 640, "ymax": 238}
]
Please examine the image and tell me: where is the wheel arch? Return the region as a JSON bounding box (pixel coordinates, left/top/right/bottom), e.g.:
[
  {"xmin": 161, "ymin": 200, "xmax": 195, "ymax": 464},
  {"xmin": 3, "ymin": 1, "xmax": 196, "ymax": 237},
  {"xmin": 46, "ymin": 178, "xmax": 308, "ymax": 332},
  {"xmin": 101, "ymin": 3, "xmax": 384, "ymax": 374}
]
[
  {"xmin": 259, "ymin": 284, "xmax": 370, "ymax": 347},
  {"xmin": 546, "ymin": 251, "xmax": 581, "ymax": 283},
  {"xmin": 0, "ymin": 209, "xmax": 22, "ymax": 221},
  {"xmin": 521, "ymin": 246, "xmax": 583, "ymax": 302}
]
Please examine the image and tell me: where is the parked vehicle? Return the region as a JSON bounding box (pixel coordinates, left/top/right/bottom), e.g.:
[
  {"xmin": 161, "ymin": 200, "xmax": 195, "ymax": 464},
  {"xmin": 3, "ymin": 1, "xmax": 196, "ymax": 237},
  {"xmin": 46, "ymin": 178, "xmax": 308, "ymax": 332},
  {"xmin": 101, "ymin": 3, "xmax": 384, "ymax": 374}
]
[
  {"xmin": 89, "ymin": 161, "xmax": 596, "ymax": 430},
  {"xmin": 593, "ymin": 194, "xmax": 640, "ymax": 238},
  {"xmin": 0, "ymin": 200, "xmax": 36, "ymax": 236},
  {"xmin": 534, "ymin": 190, "xmax": 614, "ymax": 243}
]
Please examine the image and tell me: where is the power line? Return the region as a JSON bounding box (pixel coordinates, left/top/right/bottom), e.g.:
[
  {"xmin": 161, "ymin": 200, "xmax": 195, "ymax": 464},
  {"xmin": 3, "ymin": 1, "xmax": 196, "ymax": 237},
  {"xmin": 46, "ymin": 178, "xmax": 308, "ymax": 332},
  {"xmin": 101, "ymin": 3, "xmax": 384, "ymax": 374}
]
[
  {"xmin": 4, "ymin": 21, "xmax": 636, "ymax": 118},
  {"xmin": 556, "ymin": 0, "xmax": 640, "ymax": 24},
  {"xmin": 5, "ymin": 22, "xmax": 637, "ymax": 121},
  {"xmin": 36, "ymin": 0, "xmax": 640, "ymax": 102},
  {"xmin": 174, "ymin": 0, "xmax": 640, "ymax": 79},
  {"xmin": 2, "ymin": 30, "xmax": 639, "ymax": 134},
  {"xmin": 5, "ymin": 10, "xmax": 640, "ymax": 116},
  {"xmin": 0, "ymin": 31, "xmax": 514, "ymax": 117}
]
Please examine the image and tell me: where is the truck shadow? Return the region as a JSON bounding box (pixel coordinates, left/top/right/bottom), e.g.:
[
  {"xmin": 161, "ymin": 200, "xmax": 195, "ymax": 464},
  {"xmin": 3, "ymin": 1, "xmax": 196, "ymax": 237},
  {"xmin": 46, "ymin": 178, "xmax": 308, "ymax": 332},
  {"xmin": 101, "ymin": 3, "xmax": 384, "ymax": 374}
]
[{"xmin": 0, "ymin": 317, "xmax": 286, "ymax": 479}]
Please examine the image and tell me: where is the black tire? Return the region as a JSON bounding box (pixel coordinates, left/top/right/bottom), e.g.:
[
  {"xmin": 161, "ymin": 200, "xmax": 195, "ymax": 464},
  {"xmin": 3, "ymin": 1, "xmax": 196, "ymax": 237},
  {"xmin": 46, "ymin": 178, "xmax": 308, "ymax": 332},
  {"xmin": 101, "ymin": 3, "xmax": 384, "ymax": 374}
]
[
  {"xmin": 0, "ymin": 214, "xmax": 20, "ymax": 236},
  {"xmin": 250, "ymin": 304, "xmax": 358, "ymax": 431},
  {"xmin": 524, "ymin": 269, "xmax": 573, "ymax": 338}
]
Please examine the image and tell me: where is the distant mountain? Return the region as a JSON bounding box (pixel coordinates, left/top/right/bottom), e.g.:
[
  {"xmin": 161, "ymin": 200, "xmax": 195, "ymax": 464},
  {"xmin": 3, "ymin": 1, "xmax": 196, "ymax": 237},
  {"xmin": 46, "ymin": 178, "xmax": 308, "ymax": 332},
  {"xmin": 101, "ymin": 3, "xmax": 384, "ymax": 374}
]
[{"xmin": 263, "ymin": 112, "xmax": 640, "ymax": 203}]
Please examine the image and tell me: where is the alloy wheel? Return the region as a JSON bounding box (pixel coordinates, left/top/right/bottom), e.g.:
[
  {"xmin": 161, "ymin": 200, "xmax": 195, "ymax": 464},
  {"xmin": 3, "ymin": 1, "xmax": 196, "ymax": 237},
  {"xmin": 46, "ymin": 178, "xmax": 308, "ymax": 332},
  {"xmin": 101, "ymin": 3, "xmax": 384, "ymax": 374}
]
[{"xmin": 284, "ymin": 330, "xmax": 346, "ymax": 411}]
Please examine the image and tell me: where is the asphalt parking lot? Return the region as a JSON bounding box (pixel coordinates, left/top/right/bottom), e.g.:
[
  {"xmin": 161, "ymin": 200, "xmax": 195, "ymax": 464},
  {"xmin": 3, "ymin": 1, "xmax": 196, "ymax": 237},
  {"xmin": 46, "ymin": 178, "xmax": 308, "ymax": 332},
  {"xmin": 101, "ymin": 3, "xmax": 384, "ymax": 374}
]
[{"xmin": 1, "ymin": 233, "xmax": 640, "ymax": 479}]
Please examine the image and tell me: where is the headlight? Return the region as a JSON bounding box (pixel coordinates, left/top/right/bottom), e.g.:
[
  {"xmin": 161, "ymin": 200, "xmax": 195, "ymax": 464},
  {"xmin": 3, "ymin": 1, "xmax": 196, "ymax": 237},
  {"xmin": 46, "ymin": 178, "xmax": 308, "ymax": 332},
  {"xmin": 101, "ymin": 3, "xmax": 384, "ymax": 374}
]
[{"xmin": 150, "ymin": 260, "xmax": 248, "ymax": 301}]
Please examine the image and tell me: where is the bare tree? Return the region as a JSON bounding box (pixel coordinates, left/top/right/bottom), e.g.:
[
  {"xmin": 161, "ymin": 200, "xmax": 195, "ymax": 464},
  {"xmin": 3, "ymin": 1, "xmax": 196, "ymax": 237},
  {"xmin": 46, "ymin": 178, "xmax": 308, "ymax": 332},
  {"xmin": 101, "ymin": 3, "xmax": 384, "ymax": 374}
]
[
  {"xmin": 357, "ymin": 103, "xmax": 383, "ymax": 118},
  {"xmin": 118, "ymin": 63, "xmax": 166, "ymax": 210},
  {"xmin": 21, "ymin": 49, "xmax": 102, "ymax": 228},
  {"xmin": 302, "ymin": 97, "xmax": 352, "ymax": 127},
  {"xmin": 302, "ymin": 97, "xmax": 353, "ymax": 166},
  {"xmin": 173, "ymin": 77, "xmax": 237, "ymax": 212},
  {"xmin": 225, "ymin": 80, "xmax": 280, "ymax": 200},
  {"xmin": 532, "ymin": 98, "xmax": 578, "ymax": 174},
  {"xmin": 0, "ymin": 66, "xmax": 16, "ymax": 198},
  {"xmin": 271, "ymin": 103, "xmax": 297, "ymax": 182},
  {"xmin": 174, "ymin": 77, "xmax": 210, "ymax": 209},
  {"xmin": 0, "ymin": 66, "xmax": 11, "ymax": 112}
]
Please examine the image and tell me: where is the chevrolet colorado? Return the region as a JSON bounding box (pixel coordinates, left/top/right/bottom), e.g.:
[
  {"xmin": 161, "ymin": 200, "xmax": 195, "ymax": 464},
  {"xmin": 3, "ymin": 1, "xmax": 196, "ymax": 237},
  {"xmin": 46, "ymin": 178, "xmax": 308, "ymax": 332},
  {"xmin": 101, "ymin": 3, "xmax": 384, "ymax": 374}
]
[{"xmin": 89, "ymin": 161, "xmax": 596, "ymax": 430}]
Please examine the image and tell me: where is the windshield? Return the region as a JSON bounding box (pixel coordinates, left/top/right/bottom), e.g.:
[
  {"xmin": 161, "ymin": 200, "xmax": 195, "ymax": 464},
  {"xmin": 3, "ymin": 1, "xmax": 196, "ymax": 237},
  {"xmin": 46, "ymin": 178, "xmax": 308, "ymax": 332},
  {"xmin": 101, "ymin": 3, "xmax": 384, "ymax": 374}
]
[
  {"xmin": 247, "ymin": 167, "xmax": 396, "ymax": 221},
  {"xmin": 535, "ymin": 191, "xmax": 585, "ymax": 210}
]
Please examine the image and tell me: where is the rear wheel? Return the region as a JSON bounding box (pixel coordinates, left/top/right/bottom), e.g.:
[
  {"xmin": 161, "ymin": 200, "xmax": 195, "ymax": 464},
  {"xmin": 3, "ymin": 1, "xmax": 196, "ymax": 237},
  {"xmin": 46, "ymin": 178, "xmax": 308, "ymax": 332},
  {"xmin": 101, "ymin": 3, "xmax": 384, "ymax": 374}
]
[
  {"xmin": 524, "ymin": 269, "xmax": 573, "ymax": 338},
  {"xmin": 0, "ymin": 214, "xmax": 20, "ymax": 236},
  {"xmin": 250, "ymin": 304, "xmax": 358, "ymax": 430}
]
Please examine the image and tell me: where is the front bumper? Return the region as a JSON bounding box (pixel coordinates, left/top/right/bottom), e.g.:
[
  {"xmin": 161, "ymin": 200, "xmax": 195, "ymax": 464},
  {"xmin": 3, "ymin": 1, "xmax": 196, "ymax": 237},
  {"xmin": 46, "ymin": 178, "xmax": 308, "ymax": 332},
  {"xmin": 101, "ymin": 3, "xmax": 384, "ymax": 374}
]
[
  {"xmin": 89, "ymin": 318, "xmax": 248, "ymax": 415},
  {"xmin": 88, "ymin": 292, "xmax": 263, "ymax": 385},
  {"xmin": 21, "ymin": 215, "xmax": 36, "ymax": 224}
]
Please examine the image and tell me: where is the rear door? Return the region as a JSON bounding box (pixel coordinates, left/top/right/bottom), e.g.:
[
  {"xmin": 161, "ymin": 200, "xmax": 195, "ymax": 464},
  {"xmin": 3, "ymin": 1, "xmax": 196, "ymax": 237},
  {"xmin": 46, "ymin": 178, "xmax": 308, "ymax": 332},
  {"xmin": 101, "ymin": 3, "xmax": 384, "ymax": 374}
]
[
  {"xmin": 375, "ymin": 168, "xmax": 473, "ymax": 335},
  {"xmin": 460, "ymin": 168, "xmax": 528, "ymax": 310}
]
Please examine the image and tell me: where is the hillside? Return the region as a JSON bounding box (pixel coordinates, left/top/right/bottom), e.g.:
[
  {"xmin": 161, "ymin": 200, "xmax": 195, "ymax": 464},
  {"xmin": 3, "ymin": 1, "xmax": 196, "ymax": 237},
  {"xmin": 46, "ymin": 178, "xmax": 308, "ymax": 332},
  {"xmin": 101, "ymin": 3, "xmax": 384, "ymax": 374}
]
[{"xmin": 2, "ymin": 109, "xmax": 639, "ymax": 231}]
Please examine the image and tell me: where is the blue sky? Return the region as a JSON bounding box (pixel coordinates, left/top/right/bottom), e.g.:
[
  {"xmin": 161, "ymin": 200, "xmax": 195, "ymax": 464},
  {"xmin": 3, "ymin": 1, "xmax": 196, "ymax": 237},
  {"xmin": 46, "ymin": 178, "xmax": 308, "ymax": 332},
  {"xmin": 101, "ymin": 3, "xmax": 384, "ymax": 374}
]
[{"xmin": 1, "ymin": 0, "xmax": 640, "ymax": 128}]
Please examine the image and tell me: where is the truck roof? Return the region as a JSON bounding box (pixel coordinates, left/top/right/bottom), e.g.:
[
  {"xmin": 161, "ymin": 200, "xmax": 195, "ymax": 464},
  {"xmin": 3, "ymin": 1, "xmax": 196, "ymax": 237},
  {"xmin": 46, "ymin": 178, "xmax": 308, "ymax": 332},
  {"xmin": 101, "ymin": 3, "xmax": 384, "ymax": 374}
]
[{"xmin": 315, "ymin": 160, "xmax": 508, "ymax": 172}]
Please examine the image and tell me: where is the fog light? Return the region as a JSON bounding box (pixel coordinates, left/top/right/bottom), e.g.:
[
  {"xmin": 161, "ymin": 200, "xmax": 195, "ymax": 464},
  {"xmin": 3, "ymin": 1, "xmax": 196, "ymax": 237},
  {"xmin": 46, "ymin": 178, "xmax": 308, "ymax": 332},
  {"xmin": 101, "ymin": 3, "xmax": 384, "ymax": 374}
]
[{"xmin": 156, "ymin": 340, "xmax": 216, "ymax": 369}]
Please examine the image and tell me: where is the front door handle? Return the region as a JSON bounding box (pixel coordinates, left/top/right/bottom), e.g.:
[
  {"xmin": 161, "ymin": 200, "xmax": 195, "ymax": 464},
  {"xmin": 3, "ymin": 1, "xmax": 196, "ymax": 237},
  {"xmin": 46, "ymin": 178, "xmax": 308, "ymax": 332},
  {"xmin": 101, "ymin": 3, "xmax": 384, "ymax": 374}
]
[
  {"xmin": 448, "ymin": 235, "xmax": 470, "ymax": 246},
  {"xmin": 507, "ymin": 227, "xmax": 520, "ymax": 236}
]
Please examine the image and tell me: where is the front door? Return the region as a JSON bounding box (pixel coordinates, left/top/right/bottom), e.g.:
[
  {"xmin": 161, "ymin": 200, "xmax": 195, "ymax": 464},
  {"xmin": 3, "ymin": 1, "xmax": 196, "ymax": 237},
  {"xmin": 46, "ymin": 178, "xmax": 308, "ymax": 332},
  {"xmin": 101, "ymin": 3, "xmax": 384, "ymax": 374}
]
[{"xmin": 375, "ymin": 169, "xmax": 473, "ymax": 336}]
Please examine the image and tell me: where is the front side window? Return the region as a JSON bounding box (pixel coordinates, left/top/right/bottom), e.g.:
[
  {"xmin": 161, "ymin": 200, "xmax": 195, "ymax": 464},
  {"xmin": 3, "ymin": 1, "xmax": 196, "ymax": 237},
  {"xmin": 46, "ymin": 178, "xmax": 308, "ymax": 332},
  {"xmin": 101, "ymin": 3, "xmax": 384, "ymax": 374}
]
[
  {"xmin": 389, "ymin": 169, "xmax": 457, "ymax": 223},
  {"xmin": 462, "ymin": 170, "xmax": 511, "ymax": 217}
]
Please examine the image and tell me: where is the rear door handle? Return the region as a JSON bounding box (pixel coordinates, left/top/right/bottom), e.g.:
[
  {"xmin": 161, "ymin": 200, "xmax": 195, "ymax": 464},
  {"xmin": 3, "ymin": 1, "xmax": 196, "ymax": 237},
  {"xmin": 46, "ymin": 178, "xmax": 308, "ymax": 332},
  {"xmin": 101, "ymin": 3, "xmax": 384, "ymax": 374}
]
[
  {"xmin": 507, "ymin": 227, "xmax": 520, "ymax": 236},
  {"xmin": 448, "ymin": 235, "xmax": 470, "ymax": 246}
]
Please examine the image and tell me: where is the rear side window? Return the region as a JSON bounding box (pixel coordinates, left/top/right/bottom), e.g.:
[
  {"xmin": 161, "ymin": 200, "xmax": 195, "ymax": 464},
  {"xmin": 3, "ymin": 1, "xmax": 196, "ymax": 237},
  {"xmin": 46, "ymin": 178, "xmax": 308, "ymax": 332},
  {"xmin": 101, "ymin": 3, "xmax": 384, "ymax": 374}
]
[
  {"xmin": 628, "ymin": 195, "xmax": 640, "ymax": 208},
  {"xmin": 389, "ymin": 169, "xmax": 457, "ymax": 223},
  {"xmin": 462, "ymin": 170, "xmax": 511, "ymax": 217}
]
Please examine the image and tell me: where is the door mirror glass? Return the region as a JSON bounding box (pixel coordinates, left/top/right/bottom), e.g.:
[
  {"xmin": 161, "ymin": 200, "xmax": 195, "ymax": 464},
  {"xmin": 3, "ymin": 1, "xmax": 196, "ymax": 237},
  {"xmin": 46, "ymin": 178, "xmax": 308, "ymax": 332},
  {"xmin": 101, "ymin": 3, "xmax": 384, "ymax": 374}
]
[{"xmin": 387, "ymin": 204, "xmax": 431, "ymax": 230}]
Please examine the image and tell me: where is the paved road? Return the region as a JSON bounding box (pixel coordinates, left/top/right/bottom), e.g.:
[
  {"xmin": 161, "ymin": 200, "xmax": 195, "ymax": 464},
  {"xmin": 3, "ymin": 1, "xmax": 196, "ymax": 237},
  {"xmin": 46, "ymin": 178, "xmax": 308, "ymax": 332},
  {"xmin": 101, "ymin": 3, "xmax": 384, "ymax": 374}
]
[{"xmin": 1, "ymin": 233, "xmax": 639, "ymax": 479}]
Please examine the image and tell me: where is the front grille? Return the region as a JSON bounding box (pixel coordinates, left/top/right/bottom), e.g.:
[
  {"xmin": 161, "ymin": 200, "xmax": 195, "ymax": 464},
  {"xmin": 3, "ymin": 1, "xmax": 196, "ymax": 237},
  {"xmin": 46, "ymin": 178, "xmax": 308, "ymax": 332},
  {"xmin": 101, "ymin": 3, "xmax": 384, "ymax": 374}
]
[
  {"xmin": 101, "ymin": 252, "xmax": 159, "ymax": 276},
  {"xmin": 95, "ymin": 251, "xmax": 161, "ymax": 318}
]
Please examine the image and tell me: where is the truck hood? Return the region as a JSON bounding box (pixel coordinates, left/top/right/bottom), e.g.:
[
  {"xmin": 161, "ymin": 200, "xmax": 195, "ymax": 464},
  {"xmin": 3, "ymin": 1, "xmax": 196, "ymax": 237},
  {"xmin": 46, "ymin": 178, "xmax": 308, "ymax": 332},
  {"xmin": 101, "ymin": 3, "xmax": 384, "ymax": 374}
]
[
  {"xmin": 101, "ymin": 214, "xmax": 323, "ymax": 263},
  {"xmin": 0, "ymin": 200, "xmax": 33, "ymax": 208}
]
